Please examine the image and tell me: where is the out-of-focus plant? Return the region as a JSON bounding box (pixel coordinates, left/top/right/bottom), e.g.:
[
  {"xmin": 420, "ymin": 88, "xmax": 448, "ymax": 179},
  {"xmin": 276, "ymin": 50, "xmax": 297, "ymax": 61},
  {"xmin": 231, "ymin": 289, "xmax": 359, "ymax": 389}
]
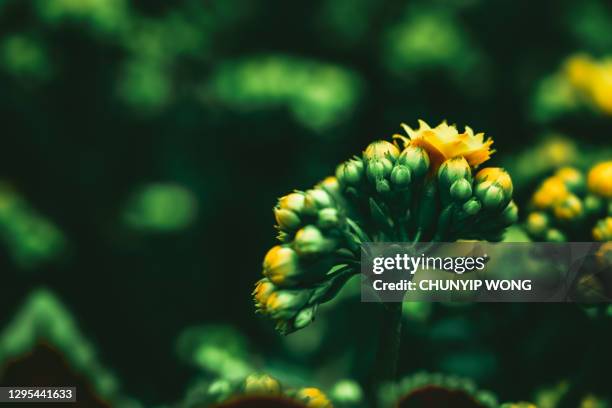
[
  {"xmin": 205, "ymin": 55, "xmax": 361, "ymax": 131},
  {"xmin": 0, "ymin": 289, "xmax": 139, "ymax": 407},
  {"xmin": 382, "ymin": 6, "xmax": 484, "ymax": 86},
  {"xmin": 532, "ymin": 54, "xmax": 612, "ymax": 121},
  {"xmin": 122, "ymin": 183, "xmax": 198, "ymax": 232},
  {"xmin": 0, "ymin": 183, "xmax": 66, "ymax": 269},
  {"xmin": 176, "ymin": 325, "xmax": 253, "ymax": 382},
  {"xmin": 524, "ymin": 162, "xmax": 611, "ymax": 242},
  {"xmin": 254, "ymin": 120, "xmax": 516, "ymax": 390},
  {"xmin": 534, "ymin": 381, "xmax": 609, "ymax": 408},
  {"xmin": 0, "ymin": 35, "xmax": 51, "ymax": 80},
  {"xmin": 378, "ymin": 372, "xmax": 498, "ymax": 408},
  {"xmin": 33, "ymin": 0, "xmax": 130, "ymax": 34}
]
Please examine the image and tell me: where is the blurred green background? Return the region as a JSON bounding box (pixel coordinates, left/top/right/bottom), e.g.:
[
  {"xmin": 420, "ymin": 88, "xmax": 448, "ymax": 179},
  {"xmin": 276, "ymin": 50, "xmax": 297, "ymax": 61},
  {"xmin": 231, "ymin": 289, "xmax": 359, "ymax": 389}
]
[{"xmin": 0, "ymin": 0, "xmax": 611, "ymax": 407}]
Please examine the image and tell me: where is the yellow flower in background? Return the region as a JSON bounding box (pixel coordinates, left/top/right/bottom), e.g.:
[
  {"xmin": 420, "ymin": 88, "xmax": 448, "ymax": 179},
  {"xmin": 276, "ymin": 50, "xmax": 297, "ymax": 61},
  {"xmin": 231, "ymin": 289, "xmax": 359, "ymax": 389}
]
[
  {"xmin": 532, "ymin": 177, "xmax": 569, "ymax": 209},
  {"xmin": 295, "ymin": 388, "xmax": 333, "ymax": 408},
  {"xmin": 587, "ymin": 161, "xmax": 612, "ymax": 198},
  {"xmin": 563, "ymin": 54, "xmax": 612, "ymax": 114},
  {"xmin": 553, "ymin": 194, "xmax": 583, "ymax": 220},
  {"xmin": 593, "ymin": 217, "xmax": 612, "ymax": 241},
  {"xmin": 394, "ymin": 120, "xmax": 494, "ymax": 172},
  {"xmin": 565, "ymin": 54, "xmax": 596, "ymax": 89}
]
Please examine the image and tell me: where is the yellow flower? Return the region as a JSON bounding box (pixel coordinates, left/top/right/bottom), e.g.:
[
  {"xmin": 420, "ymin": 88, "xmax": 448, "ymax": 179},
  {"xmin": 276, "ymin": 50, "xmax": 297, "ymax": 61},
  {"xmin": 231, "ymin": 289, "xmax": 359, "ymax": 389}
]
[
  {"xmin": 587, "ymin": 161, "xmax": 612, "ymax": 198},
  {"xmin": 394, "ymin": 120, "xmax": 494, "ymax": 172},
  {"xmin": 588, "ymin": 61, "xmax": 612, "ymax": 114},
  {"xmin": 555, "ymin": 167, "xmax": 583, "ymax": 188},
  {"xmin": 593, "ymin": 217, "xmax": 612, "ymax": 241},
  {"xmin": 295, "ymin": 388, "xmax": 333, "ymax": 408},
  {"xmin": 262, "ymin": 245, "xmax": 300, "ymax": 286},
  {"xmin": 553, "ymin": 194, "xmax": 583, "ymax": 220},
  {"xmin": 532, "ymin": 176, "xmax": 569, "ymax": 209}
]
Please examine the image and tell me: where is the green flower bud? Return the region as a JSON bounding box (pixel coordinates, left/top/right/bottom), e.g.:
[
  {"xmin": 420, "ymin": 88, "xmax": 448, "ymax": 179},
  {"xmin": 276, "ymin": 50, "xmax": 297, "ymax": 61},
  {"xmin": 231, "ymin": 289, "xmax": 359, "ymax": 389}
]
[
  {"xmin": 525, "ymin": 212, "xmax": 548, "ymax": 238},
  {"xmin": 293, "ymin": 306, "xmax": 316, "ymax": 330},
  {"xmin": 375, "ymin": 178, "xmax": 391, "ymax": 194},
  {"xmin": 366, "ymin": 158, "xmax": 391, "ymax": 182},
  {"xmin": 336, "ymin": 159, "xmax": 364, "ymax": 186},
  {"xmin": 398, "ymin": 146, "xmax": 430, "ymax": 179},
  {"xmin": 438, "ymin": 157, "xmax": 472, "ymax": 190},
  {"xmin": 500, "ymin": 201, "xmax": 519, "ymax": 225},
  {"xmin": 546, "ymin": 228, "xmax": 566, "ymax": 242},
  {"xmin": 450, "ymin": 179, "xmax": 472, "ymax": 203},
  {"xmin": 265, "ymin": 289, "xmax": 310, "ymax": 320},
  {"xmin": 244, "ymin": 374, "xmax": 281, "ymax": 395},
  {"xmin": 477, "ymin": 183, "xmax": 505, "ymax": 209},
  {"xmin": 583, "ymin": 194, "xmax": 603, "ymax": 215},
  {"xmin": 363, "ymin": 140, "xmax": 400, "ymax": 161},
  {"xmin": 390, "ymin": 164, "xmax": 412, "ymax": 187},
  {"xmin": 263, "ymin": 245, "xmax": 301, "ymax": 286},
  {"xmin": 463, "ymin": 198, "xmax": 481, "ymax": 215},
  {"xmin": 303, "ymin": 188, "xmax": 333, "ymax": 215},
  {"xmin": 474, "ymin": 168, "xmax": 513, "ymax": 210},
  {"xmin": 317, "ymin": 207, "xmax": 340, "ymax": 229},
  {"xmin": 293, "ymin": 225, "xmax": 336, "ymax": 256}
]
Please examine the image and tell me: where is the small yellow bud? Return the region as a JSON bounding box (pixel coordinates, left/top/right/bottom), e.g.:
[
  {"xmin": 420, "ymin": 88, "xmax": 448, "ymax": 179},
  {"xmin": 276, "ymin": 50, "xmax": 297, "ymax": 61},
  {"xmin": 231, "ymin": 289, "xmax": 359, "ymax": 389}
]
[
  {"xmin": 278, "ymin": 192, "xmax": 306, "ymax": 212},
  {"xmin": 587, "ymin": 161, "xmax": 612, "ymax": 199},
  {"xmin": 263, "ymin": 245, "xmax": 300, "ymax": 286},
  {"xmin": 526, "ymin": 212, "xmax": 549, "ymax": 237},
  {"xmin": 363, "ymin": 140, "xmax": 400, "ymax": 161},
  {"xmin": 294, "ymin": 225, "xmax": 336, "ymax": 256},
  {"xmin": 555, "ymin": 167, "xmax": 584, "ymax": 193},
  {"xmin": 475, "ymin": 167, "xmax": 513, "ymax": 197},
  {"xmin": 253, "ymin": 279, "xmax": 276, "ymax": 310}
]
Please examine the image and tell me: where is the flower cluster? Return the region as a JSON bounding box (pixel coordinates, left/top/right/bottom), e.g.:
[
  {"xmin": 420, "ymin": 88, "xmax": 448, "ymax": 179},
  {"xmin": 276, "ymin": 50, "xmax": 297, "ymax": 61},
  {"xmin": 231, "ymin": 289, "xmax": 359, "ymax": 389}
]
[
  {"xmin": 212, "ymin": 373, "xmax": 333, "ymax": 408},
  {"xmin": 378, "ymin": 372, "xmax": 498, "ymax": 408},
  {"xmin": 525, "ymin": 162, "xmax": 612, "ymax": 241},
  {"xmin": 255, "ymin": 120, "xmax": 517, "ymax": 334}
]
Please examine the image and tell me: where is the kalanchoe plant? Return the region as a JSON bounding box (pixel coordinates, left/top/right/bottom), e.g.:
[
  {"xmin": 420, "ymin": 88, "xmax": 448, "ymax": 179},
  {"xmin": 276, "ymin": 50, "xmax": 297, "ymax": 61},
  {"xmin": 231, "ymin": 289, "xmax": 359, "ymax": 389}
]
[
  {"xmin": 525, "ymin": 161, "xmax": 611, "ymax": 242},
  {"xmin": 253, "ymin": 120, "xmax": 517, "ymax": 388}
]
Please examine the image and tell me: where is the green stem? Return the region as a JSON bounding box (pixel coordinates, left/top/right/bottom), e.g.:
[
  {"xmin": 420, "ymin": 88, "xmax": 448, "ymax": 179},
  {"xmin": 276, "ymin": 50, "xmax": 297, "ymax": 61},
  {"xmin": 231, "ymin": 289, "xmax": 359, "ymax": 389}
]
[{"xmin": 371, "ymin": 302, "xmax": 403, "ymax": 405}]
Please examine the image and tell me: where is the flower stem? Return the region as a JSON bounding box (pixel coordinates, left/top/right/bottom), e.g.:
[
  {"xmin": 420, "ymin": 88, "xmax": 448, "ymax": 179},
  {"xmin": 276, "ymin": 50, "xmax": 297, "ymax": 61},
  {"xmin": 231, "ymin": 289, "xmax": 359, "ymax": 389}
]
[{"xmin": 370, "ymin": 302, "xmax": 403, "ymax": 405}]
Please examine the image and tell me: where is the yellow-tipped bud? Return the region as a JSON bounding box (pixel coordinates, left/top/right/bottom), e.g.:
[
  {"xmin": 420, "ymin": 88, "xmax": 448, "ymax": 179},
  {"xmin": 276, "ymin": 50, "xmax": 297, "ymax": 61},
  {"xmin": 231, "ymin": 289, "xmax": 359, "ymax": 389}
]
[
  {"xmin": 244, "ymin": 374, "xmax": 281, "ymax": 395},
  {"xmin": 363, "ymin": 140, "xmax": 400, "ymax": 161},
  {"xmin": 593, "ymin": 217, "xmax": 612, "ymax": 241},
  {"xmin": 278, "ymin": 192, "xmax": 306, "ymax": 212},
  {"xmin": 526, "ymin": 212, "xmax": 549, "ymax": 237},
  {"xmin": 397, "ymin": 145, "xmax": 430, "ymax": 179},
  {"xmin": 263, "ymin": 245, "xmax": 300, "ymax": 286},
  {"xmin": 438, "ymin": 157, "xmax": 472, "ymax": 191},
  {"xmin": 295, "ymin": 388, "xmax": 333, "ymax": 408},
  {"xmin": 335, "ymin": 159, "xmax": 364, "ymax": 186},
  {"xmin": 253, "ymin": 278, "xmax": 276, "ymax": 310},
  {"xmin": 303, "ymin": 188, "xmax": 333, "ymax": 215},
  {"xmin": 553, "ymin": 194, "xmax": 583, "ymax": 221},
  {"xmin": 275, "ymin": 192, "xmax": 306, "ymax": 231},
  {"xmin": 587, "ymin": 161, "xmax": 612, "ymax": 199},
  {"xmin": 265, "ymin": 290, "xmax": 310, "ymax": 320},
  {"xmin": 546, "ymin": 228, "xmax": 566, "ymax": 242},
  {"xmin": 475, "ymin": 167, "xmax": 513, "ymax": 197}
]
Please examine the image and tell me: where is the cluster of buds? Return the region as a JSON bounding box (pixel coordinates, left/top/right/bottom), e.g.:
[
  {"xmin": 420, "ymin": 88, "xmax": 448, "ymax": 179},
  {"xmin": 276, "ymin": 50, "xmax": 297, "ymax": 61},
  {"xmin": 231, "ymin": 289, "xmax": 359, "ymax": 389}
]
[
  {"xmin": 255, "ymin": 120, "xmax": 516, "ymax": 334},
  {"xmin": 336, "ymin": 121, "xmax": 516, "ymax": 242},
  {"xmin": 213, "ymin": 373, "xmax": 334, "ymax": 408},
  {"xmin": 378, "ymin": 372, "xmax": 499, "ymax": 408},
  {"xmin": 525, "ymin": 162, "xmax": 612, "ymax": 242}
]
